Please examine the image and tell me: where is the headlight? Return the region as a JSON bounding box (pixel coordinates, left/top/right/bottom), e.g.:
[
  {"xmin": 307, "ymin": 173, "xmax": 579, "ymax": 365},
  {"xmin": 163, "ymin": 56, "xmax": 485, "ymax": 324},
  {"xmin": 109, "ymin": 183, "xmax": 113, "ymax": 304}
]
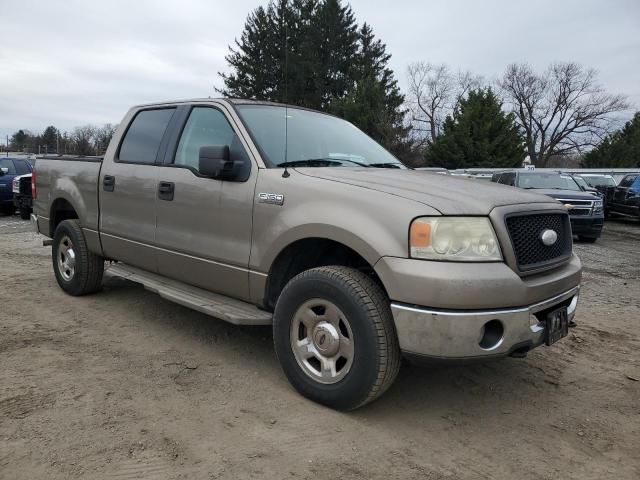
[
  {"xmin": 410, "ymin": 217, "xmax": 502, "ymax": 261},
  {"xmin": 593, "ymin": 199, "xmax": 603, "ymax": 213}
]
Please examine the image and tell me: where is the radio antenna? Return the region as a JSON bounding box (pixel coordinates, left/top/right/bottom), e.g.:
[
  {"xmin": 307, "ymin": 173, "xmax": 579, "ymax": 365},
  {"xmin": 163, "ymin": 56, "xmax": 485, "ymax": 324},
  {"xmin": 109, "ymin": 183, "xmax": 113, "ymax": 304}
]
[{"xmin": 282, "ymin": 14, "xmax": 290, "ymax": 178}]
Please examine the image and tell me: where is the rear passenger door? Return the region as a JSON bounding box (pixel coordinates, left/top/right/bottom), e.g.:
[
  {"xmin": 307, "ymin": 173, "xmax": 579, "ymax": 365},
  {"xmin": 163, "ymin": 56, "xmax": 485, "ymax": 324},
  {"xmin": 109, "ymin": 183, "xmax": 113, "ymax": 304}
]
[
  {"xmin": 99, "ymin": 107, "xmax": 177, "ymax": 272},
  {"xmin": 154, "ymin": 104, "xmax": 257, "ymax": 301}
]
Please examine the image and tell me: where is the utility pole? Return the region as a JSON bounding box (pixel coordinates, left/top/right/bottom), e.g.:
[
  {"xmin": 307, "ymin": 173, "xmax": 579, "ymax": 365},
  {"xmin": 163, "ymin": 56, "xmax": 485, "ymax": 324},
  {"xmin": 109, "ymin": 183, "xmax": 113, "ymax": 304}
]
[{"xmin": 5, "ymin": 135, "xmax": 8, "ymax": 157}]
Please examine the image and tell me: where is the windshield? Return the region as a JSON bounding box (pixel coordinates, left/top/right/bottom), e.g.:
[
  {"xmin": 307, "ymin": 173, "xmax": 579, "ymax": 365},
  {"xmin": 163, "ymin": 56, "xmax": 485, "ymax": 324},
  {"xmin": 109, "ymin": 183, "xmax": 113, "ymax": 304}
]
[
  {"xmin": 235, "ymin": 105, "xmax": 405, "ymax": 168},
  {"xmin": 573, "ymin": 176, "xmax": 589, "ymax": 189},
  {"xmin": 581, "ymin": 175, "xmax": 616, "ymax": 187},
  {"xmin": 516, "ymin": 173, "xmax": 582, "ymax": 191}
]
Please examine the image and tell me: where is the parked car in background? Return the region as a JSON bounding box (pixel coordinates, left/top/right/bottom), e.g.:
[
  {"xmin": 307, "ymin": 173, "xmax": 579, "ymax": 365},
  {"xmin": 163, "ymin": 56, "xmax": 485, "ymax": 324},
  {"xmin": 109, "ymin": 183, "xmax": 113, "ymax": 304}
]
[
  {"xmin": 570, "ymin": 174, "xmax": 600, "ymax": 195},
  {"xmin": 609, "ymin": 174, "xmax": 640, "ymax": 219},
  {"xmin": 492, "ymin": 170, "xmax": 604, "ymax": 242},
  {"xmin": 0, "ymin": 157, "xmax": 33, "ymax": 215},
  {"xmin": 13, "ymin": 172, "xmax": 33, "ymax": 220},
  {"xmin": 575, "ymin": 173, "xmax": 617, "ymax": 217}
]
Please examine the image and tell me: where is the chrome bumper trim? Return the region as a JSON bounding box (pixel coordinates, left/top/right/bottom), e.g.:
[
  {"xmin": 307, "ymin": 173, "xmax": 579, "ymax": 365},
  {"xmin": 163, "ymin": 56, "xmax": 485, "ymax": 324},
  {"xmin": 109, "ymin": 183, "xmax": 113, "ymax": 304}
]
[{"xmin": 391, "ymin": 286, "xmax": 579, "ymax": 359}]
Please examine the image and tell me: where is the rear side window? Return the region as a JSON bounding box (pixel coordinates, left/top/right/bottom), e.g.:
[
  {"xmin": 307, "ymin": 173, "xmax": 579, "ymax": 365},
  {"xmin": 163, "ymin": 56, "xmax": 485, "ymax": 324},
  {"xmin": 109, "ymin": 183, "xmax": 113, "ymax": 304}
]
[
  {"xmin": 118, "ymin": 108, "xmax": 175, "ymax": 163},
  {"xmin": 631, "ymin": 176, "xmax": 640, "ymax": 191},
  {"xmin": 0, "ymin": 158, "xmax": 16, "ymax": 174}
]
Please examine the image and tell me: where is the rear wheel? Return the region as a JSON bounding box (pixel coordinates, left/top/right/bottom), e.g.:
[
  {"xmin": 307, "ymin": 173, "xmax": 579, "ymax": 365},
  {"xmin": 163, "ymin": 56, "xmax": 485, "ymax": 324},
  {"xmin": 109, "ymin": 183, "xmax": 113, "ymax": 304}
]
[
  {"xmin": 273, "ymin": 266, "xmax": 400, "ymax": 410},
  {"xmin": 20, "ymin": 206, "xmax": 31, "ymax": 220},
  {"xmin": 52, "ymin": 219, "xmax": 104, "ymax": 295}
]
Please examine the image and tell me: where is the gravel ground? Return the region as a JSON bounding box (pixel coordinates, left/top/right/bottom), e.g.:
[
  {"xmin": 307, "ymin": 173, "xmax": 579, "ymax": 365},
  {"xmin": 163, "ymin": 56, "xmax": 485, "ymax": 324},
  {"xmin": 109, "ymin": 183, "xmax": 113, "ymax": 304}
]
[{"xmin": 0, "ymin": 213, "xmax": 638, "ymax": 479}]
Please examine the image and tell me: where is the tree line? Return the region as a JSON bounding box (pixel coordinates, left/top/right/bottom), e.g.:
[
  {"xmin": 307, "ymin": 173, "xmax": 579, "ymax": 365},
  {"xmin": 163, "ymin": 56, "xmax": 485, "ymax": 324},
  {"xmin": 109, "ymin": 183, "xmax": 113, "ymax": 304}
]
[
  {"xmin": 221, "ymin": 0, "xmax": 635, "ymax": 168},
  {"xmin": 6, "ymin": 0, "xmax": 637, "ymax": 168},
  {"xmin": 6, "ymin": 124, "xmax": 117, "ymax": 156}
]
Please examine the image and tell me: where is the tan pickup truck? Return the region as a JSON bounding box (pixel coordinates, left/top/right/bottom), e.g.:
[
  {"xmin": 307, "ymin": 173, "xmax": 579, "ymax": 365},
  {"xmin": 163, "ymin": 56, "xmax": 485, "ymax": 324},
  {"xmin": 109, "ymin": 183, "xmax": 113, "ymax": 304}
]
[{"xmin": 32, "ymin": 99, "xmax": 581, "ymax": 409}]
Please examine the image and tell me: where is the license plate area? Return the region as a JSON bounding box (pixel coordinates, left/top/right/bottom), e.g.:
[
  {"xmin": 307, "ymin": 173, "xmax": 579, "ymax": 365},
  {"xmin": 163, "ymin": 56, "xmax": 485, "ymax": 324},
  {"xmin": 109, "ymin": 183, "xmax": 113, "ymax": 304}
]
[{"xmin": 545, "ymin": 306, "xmax": 568, "ymax": 346}]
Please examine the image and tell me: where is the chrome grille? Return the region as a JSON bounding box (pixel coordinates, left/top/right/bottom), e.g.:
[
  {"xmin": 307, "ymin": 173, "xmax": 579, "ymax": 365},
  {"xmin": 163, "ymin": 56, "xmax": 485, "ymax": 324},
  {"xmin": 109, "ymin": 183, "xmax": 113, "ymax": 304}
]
[
  {"xmin": 506, "ymin": 213, "xmax": 572, "ymax": 271},
  {"xmin": 556, "ymin": 198, "xmax": 594, "ymax": 217}
]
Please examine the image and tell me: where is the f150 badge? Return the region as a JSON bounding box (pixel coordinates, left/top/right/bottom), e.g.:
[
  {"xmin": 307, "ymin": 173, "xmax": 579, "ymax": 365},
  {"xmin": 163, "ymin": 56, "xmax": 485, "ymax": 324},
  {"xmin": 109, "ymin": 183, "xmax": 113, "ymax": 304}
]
[{"xmin": 258, "ymin": 192, "xmax": 285, "ymax": 206}]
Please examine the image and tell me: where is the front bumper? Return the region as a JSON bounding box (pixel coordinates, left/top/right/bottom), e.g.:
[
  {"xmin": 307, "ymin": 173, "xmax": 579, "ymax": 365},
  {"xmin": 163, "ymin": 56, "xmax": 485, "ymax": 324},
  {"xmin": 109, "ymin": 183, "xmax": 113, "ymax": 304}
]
[
  {"xmin": 570, "ymin": 215, "xmax": 604, "ymax": 237},
  {"xmin": 391, "ymin": 286, "xmax": 579, "ymax": 360}
]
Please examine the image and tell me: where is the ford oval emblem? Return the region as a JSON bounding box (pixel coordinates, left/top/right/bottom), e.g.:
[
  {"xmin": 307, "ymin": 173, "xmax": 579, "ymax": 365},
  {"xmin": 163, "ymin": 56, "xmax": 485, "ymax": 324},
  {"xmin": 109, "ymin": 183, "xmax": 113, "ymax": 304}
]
[{"xmin": 540, "ymin": 229, "xmax": 558, "ymax": 246}]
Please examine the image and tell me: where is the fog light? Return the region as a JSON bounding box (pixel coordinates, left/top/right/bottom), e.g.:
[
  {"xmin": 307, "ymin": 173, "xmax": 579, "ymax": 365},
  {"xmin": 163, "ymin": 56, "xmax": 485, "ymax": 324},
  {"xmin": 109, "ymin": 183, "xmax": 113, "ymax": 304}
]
[{"xmin": 479, "ymin": 320, "xmax": 504, "ymax": 350}]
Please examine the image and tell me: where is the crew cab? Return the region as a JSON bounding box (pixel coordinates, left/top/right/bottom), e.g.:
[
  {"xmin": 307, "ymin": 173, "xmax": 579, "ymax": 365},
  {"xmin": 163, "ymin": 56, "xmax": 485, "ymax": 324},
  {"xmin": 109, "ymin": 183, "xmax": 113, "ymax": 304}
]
[
  {"xmin": 0, "ymin": 157, "xmax": 32, "ymax": 215},
  {"xmin": 492, "ymin": 170, "xmax": 604, "ymax": 243},
  {"xmin": 32, "ymin": 99, "xmax": 582, "ymax": 409},
  {"xmin": 609, "ymin": 174, "xmax": 640, "ymax": 219}
]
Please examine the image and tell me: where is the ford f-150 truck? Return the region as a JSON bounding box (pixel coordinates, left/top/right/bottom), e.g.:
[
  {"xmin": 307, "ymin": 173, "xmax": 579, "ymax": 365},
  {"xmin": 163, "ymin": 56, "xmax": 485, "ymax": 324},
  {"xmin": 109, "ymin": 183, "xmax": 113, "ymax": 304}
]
[{"xmin": 32, "ymin": 99, "xmax": 582, "ymax": 409}]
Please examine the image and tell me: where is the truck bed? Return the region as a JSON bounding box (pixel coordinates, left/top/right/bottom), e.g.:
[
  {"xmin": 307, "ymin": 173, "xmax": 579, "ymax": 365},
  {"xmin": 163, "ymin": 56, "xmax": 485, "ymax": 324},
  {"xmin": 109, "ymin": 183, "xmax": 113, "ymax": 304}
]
[{"xmin": 33, "ymin": 156, "xmax": 103, "ymax": 235}]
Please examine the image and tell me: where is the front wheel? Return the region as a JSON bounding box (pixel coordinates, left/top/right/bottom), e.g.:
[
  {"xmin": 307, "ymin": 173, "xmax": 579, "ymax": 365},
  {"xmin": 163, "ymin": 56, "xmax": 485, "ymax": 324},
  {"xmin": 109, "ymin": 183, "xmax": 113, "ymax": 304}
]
[
  {"xmin": 273, "ymin": 266, "xmax": 400, "ymax": 410},
  {"xmin": 52, "ymin": 219, "xmax": 104, "ymax": 295}
]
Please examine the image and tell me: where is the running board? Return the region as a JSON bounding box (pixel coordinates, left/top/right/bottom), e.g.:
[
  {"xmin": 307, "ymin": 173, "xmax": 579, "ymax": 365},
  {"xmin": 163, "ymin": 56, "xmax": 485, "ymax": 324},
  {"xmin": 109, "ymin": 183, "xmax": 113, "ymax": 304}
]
[{"xmin": 104, "ymin": 264, "xmax": 272, "ymax": 326}]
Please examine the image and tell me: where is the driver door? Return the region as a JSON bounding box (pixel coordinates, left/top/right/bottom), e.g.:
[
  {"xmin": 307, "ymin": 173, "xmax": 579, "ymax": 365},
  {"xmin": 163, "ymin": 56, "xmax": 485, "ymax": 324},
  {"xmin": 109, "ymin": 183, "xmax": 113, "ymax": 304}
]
[{"xmin": 154, "ymin": 105, "xmax": 257, "ymax": 301}]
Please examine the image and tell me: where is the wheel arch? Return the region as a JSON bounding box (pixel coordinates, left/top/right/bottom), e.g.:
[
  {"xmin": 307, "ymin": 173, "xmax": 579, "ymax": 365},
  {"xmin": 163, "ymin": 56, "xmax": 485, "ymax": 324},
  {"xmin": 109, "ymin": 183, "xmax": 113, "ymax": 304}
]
[{"xmin": 262, "ymin": 235, "xmax": 389, "ymax": 311}]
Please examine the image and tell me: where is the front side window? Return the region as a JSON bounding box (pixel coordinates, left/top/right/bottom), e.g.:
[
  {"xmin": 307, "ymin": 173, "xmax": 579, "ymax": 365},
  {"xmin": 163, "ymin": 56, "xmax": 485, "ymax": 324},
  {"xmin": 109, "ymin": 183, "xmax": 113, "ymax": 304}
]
[
  {"xmin": 235, "ymin": 105, "xmax": 405, "ymax": 169},
  {"xmin": 118, "ymin": 108, "xmax": 175, "ymax": 163},
  {"xmin": 175, "ymin": 107, "xmax": 236, "ymax": 171},
  {"xmin": 173, "ymin": 107, "xmax": 250, "ymax": 180}
]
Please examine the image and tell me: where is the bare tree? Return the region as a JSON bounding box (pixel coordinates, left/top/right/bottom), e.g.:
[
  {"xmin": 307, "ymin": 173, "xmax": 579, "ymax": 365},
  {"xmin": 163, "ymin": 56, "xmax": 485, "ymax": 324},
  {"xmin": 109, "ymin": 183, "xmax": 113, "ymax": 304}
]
[
  {"xmin": 498, "ymin": 62, "xmax": 628, "ymax": 167},
  {"xmin": 406, "ymin": 62, "xmax": 482, "ymax": 144},
  {"xmin": 70, "ymin": 125, "xmax": 96, "ymax": 156},
  {"xmin": 93, "ymin": 123, "xmax": 117, "ymax": 155}
]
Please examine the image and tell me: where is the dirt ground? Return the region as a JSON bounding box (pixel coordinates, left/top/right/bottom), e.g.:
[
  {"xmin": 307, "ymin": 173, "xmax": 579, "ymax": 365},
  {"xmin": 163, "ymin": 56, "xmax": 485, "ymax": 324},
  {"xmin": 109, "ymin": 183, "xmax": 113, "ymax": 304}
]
[{"xmin": 1, "ymin": 214, "xmax": 638, "ymax": 480}]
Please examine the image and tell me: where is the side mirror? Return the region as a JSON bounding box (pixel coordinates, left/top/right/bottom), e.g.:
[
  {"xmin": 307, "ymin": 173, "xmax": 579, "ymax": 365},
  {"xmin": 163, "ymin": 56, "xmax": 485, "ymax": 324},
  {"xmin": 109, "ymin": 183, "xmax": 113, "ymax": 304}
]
[
  {"xmin": 0, "ymin": 167, "xmax": 8, "ymax": 177},
  {"xmin": 198, "ymin": 145, "xmax": 246, "ymax": 181}
]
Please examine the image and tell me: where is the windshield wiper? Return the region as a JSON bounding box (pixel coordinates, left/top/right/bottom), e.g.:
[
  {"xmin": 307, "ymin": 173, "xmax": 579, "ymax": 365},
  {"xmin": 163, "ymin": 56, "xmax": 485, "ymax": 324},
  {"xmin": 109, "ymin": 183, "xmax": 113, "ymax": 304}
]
[
  {"xmin": 368, "ymin": 162, "xmax": 402, "ymax": 169},
  {"xmin": 276, "ymin": 158, "xmax": 404, "ymax": 169},
  {"xmin": 277, "ymin": 157, "xmax": 371, "ymax": 168},
  {"xmin": 277, "ymin": 159, "xmax": 345, "ymax": 168}
]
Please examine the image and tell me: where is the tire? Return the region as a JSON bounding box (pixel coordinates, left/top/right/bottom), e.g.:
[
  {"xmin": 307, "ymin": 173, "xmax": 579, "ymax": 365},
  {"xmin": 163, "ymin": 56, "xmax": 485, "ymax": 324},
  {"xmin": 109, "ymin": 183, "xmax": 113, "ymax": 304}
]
[
  {"xmin": 273, "ymin": 266, "xmax": 401, "ymax": 410},
  {"xmin": 20, "ymin": 207, "xmax": 31, "ymax": 220},
  {"xmin": 1, "ymin": 205, "xmax": 14, "ymax": 216},
  {"xmin": 579, "ymin": 235, "xmax": 598, "ymax": 243},
  {"xmin": 52, "ymin": 219, "xmax": 104, "ymax": 295}
]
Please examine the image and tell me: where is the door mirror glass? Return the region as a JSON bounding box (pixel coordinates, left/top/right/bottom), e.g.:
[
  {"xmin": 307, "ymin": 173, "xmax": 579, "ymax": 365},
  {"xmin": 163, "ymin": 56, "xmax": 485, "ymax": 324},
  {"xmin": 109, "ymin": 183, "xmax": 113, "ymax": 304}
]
[{"xmin": 199, "ymin": 145, "xmax": 247, "ymax": 181}]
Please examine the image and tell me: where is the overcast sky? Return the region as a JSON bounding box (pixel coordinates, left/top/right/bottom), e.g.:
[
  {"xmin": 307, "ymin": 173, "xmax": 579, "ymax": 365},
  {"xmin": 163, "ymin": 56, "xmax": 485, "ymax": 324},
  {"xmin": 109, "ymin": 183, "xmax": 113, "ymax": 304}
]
[{"xmin": 1, "ymin": 0, "xmax": 639, "ymax": 141}]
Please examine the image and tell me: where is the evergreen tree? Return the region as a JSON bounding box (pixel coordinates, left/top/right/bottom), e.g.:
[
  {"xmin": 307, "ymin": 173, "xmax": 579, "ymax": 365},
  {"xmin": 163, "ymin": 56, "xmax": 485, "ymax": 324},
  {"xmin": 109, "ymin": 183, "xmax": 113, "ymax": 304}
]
[
  {"xmin": 582, "ymin": 113, "xmax": 640, "ymax": 168},
  {"xmin": 426, "ymin": 88, "xmax": 525, "ymax": 169},
  {"xmin": 329, "ymin": 23, "xmax": 411, "ymax": 157},
  {"xmin": 219, "ymin": 0, "xmax": 411, "ymax": 157},
  {"xmin": 42, "ymin": 126, "xmax": 59, "ymax": 153}
]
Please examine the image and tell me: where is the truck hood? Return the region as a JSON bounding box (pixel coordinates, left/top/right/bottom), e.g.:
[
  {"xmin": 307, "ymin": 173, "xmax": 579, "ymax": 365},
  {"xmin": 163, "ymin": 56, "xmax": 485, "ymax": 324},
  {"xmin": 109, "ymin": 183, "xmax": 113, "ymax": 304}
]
[{"xmin": 295, "ymin": 168, "xmax": 556, "ymax": 215}]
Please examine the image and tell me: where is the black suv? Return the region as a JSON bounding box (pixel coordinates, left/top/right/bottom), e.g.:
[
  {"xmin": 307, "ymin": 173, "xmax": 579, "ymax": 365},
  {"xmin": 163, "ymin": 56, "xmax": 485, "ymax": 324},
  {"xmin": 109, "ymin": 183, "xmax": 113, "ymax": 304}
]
[
  {"xmin": 609, "ymin": 174, "xmax": 640, "ymax": 219},
  {"xmin": 492, "ymin": 171, "xmax": 604, "ymax": 242}
]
